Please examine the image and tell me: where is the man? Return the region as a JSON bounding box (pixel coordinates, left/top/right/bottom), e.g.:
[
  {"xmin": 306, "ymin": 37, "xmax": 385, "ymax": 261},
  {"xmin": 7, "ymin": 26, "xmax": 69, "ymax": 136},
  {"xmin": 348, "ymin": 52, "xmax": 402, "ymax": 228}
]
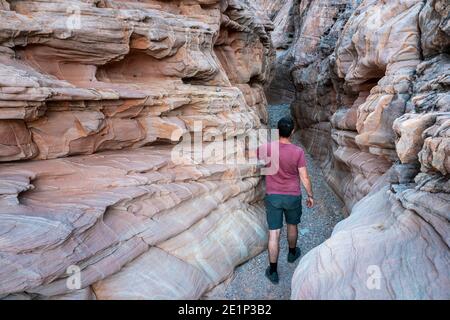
[{"xmin": 257, "ymin": 116, "xmax": 314, "ymax": 284}]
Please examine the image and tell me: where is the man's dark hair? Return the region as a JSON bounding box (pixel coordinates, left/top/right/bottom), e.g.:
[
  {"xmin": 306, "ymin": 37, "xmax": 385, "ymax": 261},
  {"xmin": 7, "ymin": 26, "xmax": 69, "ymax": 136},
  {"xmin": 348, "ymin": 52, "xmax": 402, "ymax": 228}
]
[{"xmin": 277, "ymin": 116, "xmax": 295, "ymax": 138}]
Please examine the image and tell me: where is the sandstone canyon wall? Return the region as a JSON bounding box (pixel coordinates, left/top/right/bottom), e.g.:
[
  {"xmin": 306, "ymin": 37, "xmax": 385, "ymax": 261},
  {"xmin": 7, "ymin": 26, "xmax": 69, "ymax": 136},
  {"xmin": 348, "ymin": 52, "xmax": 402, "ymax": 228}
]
[
  {"xmin": 277, "ymin": 0, "xmax": 450, "ymax": 299},
  {"xmin": 0, "ymin": 0, "xmax": 275, "ymax": 299},
  {"xmin": 261, "ymin": 0, "xmax": 296, "ymax": 104},
  {"xmin": 1, "ymin": 0, "xmax": 449, "ymax": 301}
]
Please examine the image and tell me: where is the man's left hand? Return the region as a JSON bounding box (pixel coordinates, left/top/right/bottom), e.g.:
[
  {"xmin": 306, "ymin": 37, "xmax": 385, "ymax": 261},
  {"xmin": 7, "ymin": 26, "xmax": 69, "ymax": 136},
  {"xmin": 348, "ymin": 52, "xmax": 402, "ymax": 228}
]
[{"xmin": 306, "ymin": 196, "xmax": 314, "ymax": 208}]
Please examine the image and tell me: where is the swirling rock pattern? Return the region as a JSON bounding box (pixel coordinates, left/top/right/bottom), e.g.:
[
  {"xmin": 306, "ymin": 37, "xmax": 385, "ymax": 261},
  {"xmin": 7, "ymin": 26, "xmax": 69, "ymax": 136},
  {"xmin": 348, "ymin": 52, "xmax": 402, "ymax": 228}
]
[
  {"xmin": 0, "ymin": 0, "xmax": 274, "ymax": 299},
  {"xmin": 282, "ymin": 0, "xmax": 450, "ymax": 299}
]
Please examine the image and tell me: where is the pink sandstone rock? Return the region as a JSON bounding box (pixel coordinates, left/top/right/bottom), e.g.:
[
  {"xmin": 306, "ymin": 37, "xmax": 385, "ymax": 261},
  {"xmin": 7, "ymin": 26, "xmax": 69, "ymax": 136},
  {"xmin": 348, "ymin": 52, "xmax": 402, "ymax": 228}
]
[
  {"xmin": 0, "ymin": 0, "xmax": 273, "ymax": 299},
  {"xmin": 284, "ymin": 0, "xmax": 450, "ymax": 299},
  {"xmin": 1, "ymin": 0, "xmax": 449, "ymax": 301}
]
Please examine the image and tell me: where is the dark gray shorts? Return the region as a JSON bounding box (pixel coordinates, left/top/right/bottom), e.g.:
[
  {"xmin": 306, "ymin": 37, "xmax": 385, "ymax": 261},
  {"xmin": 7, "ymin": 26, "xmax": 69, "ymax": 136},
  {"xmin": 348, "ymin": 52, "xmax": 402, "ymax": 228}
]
[{"xmin": 265, "ymin": 194, "xmax": 302, "ymax": 230}]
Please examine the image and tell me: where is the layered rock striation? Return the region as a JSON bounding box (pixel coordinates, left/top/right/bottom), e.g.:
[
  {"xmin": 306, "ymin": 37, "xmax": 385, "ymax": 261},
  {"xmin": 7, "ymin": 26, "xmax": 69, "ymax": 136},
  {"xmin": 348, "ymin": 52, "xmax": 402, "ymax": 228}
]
[
  {"xmin": 280, "ymin": 0, "xmax": 450, "ymax": 299},
  {"xmin": 2, "ymin": 0, "xmax": 448, "ymax": 301},
  {"xmin": 0, "ymin": 0, "xmax": 274, "ymax": 299}
]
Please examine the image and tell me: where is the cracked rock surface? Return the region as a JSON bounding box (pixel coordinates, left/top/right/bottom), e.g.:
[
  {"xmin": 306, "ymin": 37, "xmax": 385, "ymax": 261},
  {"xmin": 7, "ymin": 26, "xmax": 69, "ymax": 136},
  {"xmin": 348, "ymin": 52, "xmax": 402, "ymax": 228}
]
[
  {"xmin": 0, "ymin": 0, "xmax": 274, "ymax": 299},
  {"xmin": 265, "ymin": 0, "xmax": 449, "ymax": 299}
]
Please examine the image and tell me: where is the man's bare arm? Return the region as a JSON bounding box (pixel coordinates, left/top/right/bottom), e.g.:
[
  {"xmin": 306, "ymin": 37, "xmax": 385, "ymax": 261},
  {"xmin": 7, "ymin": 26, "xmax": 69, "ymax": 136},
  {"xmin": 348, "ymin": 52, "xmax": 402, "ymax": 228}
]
[{"xmin": 299, "ymin": 167, "xmax": 314, "ymax": 208}]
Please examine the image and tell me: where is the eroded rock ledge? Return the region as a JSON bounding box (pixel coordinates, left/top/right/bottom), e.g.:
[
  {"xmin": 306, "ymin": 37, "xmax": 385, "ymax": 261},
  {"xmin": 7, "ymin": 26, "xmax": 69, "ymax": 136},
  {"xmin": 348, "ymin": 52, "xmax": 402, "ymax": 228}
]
[
  {"xmin": 0, "ymin": 0, "xmax": 274, "ymax": 299},
  {"xmin": 268, "ymin": 0, "xmax": 449, "ymax": 299}
]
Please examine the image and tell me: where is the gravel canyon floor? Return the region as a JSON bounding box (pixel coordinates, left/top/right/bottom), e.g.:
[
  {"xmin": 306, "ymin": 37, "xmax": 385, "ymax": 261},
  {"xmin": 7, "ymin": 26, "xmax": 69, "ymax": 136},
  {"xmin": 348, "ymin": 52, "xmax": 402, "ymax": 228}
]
[{"xmin": 208, "ymin": 105, "xmax": 345, "ymax": 300}]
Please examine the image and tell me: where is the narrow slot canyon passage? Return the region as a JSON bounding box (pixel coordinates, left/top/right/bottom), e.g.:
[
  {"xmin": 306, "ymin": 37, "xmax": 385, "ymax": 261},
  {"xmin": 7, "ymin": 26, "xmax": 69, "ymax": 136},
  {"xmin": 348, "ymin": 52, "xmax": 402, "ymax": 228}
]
[{"xmin": 207, "ymin": 104, "xmax": 345, "ymax": 300}]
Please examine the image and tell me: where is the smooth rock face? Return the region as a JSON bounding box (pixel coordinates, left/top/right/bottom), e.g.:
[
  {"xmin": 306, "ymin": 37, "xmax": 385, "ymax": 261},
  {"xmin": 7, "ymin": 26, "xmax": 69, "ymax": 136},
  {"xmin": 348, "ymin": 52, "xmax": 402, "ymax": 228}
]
[
  {"xmin": 284, "ymin": 0, "xmax": 450, "ymax": 299},
  {"xmin": 0, "ymin": 0, "xmax": 273, "ymax": 299}
]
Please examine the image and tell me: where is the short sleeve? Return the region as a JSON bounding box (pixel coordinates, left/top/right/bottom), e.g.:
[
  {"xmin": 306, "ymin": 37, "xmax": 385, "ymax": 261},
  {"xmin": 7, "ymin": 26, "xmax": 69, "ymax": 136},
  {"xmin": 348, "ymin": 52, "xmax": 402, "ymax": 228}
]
[{"xmin": 297, "ymin": 148, "xmax": 306, "ymax": 168}]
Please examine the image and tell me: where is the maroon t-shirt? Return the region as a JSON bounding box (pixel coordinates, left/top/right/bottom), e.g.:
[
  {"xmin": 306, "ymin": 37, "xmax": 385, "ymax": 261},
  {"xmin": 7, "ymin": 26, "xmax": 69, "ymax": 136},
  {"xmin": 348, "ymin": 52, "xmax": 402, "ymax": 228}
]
[{"xmin": 257, "ymin": 141, "xmax": 307, "ymax": 196}]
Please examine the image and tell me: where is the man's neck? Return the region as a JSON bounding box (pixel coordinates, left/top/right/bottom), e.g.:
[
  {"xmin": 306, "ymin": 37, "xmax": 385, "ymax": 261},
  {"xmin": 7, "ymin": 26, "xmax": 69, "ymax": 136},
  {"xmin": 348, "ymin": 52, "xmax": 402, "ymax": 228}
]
[{"xmin": 279, "ymin": 137, "xmax": 291, "ymax": 144}]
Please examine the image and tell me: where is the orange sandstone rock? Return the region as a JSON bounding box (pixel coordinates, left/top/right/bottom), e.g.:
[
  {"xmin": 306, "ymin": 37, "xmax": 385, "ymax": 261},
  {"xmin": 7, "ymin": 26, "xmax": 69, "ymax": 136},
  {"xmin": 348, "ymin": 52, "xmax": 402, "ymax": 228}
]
[{"xmin": 0, "ymin": 0, "xmax": 274, "ymax": 299}]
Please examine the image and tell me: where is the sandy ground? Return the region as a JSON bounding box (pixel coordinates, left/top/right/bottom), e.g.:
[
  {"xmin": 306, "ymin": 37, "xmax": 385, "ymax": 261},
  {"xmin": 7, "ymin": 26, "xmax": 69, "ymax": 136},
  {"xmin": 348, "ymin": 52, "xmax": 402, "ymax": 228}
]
[{"xmin": 206, "ymin": 104, "xmax": 345, "ymax": 300}]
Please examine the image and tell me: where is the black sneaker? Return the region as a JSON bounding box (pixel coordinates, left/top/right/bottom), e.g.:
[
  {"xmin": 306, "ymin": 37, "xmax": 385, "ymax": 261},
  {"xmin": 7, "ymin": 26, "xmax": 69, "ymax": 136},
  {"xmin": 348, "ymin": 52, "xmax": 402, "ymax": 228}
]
[
  {"xmin": 287, "ymin": 247, "xmax": 301, "ymax": 263},
  {"xmin": 265, "ymin": 266, "xmax": 279, "ymax": 284}
]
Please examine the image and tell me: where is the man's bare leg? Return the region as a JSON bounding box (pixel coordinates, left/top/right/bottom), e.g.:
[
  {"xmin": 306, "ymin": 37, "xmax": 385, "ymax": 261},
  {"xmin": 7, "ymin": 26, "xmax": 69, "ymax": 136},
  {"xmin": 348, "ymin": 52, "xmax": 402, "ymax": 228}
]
[
  {"xmin": 287, "ymin": 224, "xmax": 301, "ymax": 262},
  {"xmin": 287, "ymin": 224, "xmax": 298, "ymax": 249},
  {"xmin": 268, "ymin": 229, "xmax": 281, "ymax": 264},
  {"xmin": 265, "ymin": 229, "xmax": 281, "ymax": 283}
]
